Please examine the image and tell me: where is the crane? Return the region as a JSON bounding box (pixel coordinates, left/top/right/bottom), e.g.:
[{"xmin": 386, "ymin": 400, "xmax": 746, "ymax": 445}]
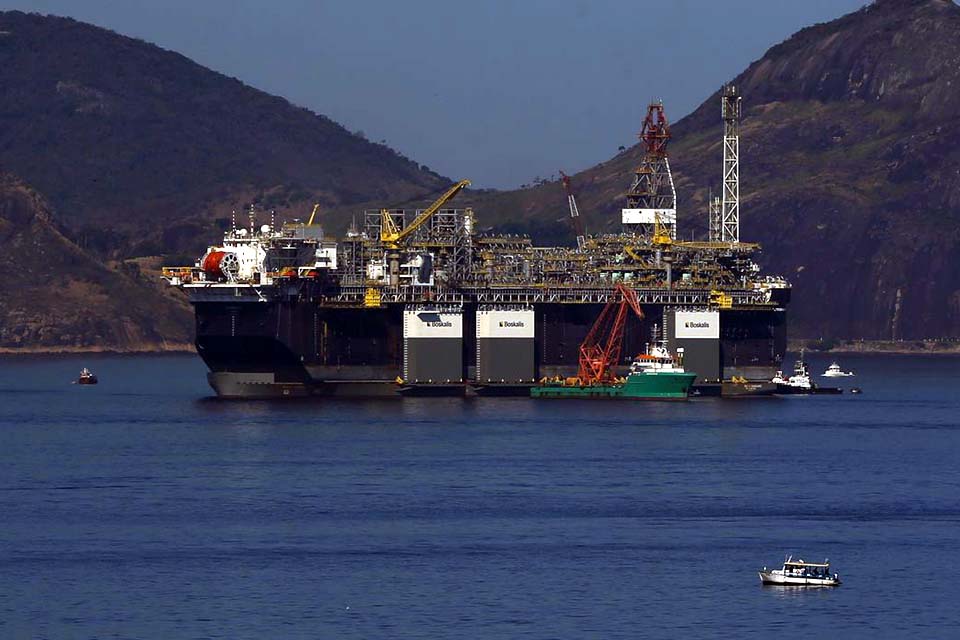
[
  {"xmin": 652, "ymin": 211, "xmax": 673, "ymax": 246},
  {"xmin": 307, "ymin": 203, "xmax": 320, "ymax": 226},
  {"xmin": 578, "ymin": 284, "xmax": 644, "ymax": 385},
  {"xmin": 559, "ymin": 171, "xmax": 586, "ymax": 250},
  {"xmin": 380, "ymin": 179, "xmax": 471, "ymax": 249}
]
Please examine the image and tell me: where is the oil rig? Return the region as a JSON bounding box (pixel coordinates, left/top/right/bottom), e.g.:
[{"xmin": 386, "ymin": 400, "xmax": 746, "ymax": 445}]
[{"xmin": 164, "ymin": 87, "xmax": 789, "ymax": 398}]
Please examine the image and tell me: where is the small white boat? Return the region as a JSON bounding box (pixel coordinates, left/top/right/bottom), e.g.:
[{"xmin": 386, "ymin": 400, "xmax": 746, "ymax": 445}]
[
  {"xmin": 759, "ymin": 556, "xmax": 841, "ymax": 587},
  {"xmin": 822, "ymin": 362, "xmax": 855, "ymax": 377}
]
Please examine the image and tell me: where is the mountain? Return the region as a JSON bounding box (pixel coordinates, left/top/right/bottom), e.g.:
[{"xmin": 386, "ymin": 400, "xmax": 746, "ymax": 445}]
[
  {"xmin": 0, "ymin": 10, "xmax": 447, "ymax": 258},
  {"xmin": 0, "ymin": 172, "xmax": 192, "ymax": 351},
  {"xmin": 3, "ymin": 2, "xmax": 960, "ymax": 349},
  {"xmin": 0, "ymin": 9, "xmax": 454, "ymax": 352},
  {"xmin": 472, "ymin": 0, "xmax": 960, "ymax": 340}
]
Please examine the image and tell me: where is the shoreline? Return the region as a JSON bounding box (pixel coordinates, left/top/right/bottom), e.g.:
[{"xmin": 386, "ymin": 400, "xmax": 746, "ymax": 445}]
[
  {"xmin": 2, "ymin": 341, "xmax": 958, "ymax": 356},
  {"xmin": 789, "ymin": 339, "xmax": 960, "ymax": 355},
  {"xmin": 0, "ymin": 343, "xmax": 195, "ymax": 355}
]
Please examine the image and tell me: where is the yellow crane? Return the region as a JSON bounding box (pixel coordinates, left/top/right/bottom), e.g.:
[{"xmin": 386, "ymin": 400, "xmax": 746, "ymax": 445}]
[
  {"xmin": 306, "ymin": 203, "xmax": 320, "ymax": 226},
  {"xmin": 380, "ymin": 180, "xmax": 471, "ymax": 249},
  {"xmin": 652, "ymin": 210, "xmax": 673, "ymax": 246}
]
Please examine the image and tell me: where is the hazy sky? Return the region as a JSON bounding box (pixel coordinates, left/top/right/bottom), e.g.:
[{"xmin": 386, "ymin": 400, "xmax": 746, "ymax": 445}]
[{"xmin": 5, "ymin": 0, "xmax": 867, "ymax": 188}]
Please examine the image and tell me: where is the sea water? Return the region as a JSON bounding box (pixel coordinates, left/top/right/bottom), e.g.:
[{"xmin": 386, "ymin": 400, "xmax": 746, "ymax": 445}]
[{"xmin": 0, "ymin": 353, "xmax": 957, "ymax": 638}]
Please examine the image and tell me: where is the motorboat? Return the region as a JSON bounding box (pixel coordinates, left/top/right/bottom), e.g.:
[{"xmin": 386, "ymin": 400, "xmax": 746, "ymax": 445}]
[
  {"xmin": 759, "ymin": 556, "xmax": 841, "ymax": 586},
  {"xmin": 822, "ymin": 361, "xmax": 855, "ymax": 377},
  {"xmin": 77, "ymin": 368, "xmax": 98, "ymax": 385}
]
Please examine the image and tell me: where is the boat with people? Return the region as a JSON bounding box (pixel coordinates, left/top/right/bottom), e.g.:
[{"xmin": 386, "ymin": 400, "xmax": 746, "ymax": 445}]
[
  {"xmin": 822, "ymin": 361, "xmax": 855, "ymax": 377},
  {"xmin": 77, "ymin": 368, "xmax": 98, "ymax": 385},
  {"xmin": 759, "ymin": 556, "xmax": 841, "ymax": 587}
]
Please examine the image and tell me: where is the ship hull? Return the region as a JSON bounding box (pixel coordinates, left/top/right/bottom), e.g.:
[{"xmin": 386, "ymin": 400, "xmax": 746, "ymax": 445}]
[
  {"xmin": 774, "ymin": 384, "xmax": 843, "ymax": 395},
  {"xmin": 722, "ymin": 380, "xmax": 778, "ymax": 397},
  {"xmin": 758, "ymin": 571, "xmax": 840, "ymax": 587},
  {"xmin": 190, "ymin": 291, "xmax": 786, "ymax": 399},
  {"xmin": 207, "ymin": 371, "xmax": 310, "ymax": 398},
  {"xmin": 531, "ymin": 372, "xmax": 697, "ymax": 400}
]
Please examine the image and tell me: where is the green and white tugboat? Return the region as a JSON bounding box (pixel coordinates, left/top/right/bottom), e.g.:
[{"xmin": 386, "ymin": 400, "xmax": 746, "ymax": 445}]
[
  {"xmin": 531, "ymin": 284, "xmax": 697, "ymax": 401},
  {"xmin": 531, "ymin": 340, "xmax": 697, "ymax": 400}
]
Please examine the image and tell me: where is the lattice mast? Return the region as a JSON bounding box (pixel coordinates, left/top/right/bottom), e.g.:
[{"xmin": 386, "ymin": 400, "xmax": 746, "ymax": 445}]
[
  {"xmin": 623, "ymin": 101, "xmax": 676, "ymax": 241},
  {"xmin": 720, "ymin": 85, "xmax": 741, "ymax": 243},
  {"xmin": 708, "ymin": 191, "xmax": 722, "ymax": 242},
  {"xmin": 559, "ymin": 171, "xmax": 587, "ymax": 250}
]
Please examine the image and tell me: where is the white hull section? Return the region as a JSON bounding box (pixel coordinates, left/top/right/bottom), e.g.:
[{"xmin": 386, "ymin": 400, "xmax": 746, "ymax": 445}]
[{"xmin": 759, "ymin": 571, "xmax": 840, "ymax": 587}]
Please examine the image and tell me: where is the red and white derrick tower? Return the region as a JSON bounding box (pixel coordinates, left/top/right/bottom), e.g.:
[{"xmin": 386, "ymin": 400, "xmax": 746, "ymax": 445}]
[{"xmin": 622, "ymin": 101, "xmax": 677, "ymax": 241}]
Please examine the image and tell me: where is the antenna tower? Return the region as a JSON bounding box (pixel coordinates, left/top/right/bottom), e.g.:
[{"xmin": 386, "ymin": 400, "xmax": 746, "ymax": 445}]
[{"xmin": 720, "ymin": 85, "xmax": 741, "ymax": 243}]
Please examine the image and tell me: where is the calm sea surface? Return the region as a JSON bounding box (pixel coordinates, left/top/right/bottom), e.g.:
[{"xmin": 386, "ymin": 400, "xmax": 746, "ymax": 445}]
[{"xmin": 0, "ymin": 353, "xmax": 958, "ymax": 639}]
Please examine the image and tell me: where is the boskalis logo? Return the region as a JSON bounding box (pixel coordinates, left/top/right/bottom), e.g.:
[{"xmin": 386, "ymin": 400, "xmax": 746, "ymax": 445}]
[
  {"xmin": 499, "ymin": 321, "xmax": 525, "ymax": 328},
  {"xmin": 685, "ymin": 321, "xmax": 711, "ymax": 329},
  {"xmin": 426, "ymin": 320, "xmax": 453, "ymax": 328}
]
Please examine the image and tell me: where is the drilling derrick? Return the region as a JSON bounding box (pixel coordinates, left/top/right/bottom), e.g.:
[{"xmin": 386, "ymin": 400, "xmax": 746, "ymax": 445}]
[
  {"xmin": 622, "ymin": 101, "xmax": 676, "ymax": 242},
  {"xmin": 720, "ymin": 85, "xmax": 741, "ymax": 243}
]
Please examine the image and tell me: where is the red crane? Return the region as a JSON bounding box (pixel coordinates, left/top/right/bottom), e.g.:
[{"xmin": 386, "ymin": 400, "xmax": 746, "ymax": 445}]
[{"xmin": 578, "ymin": 284, "xmax": 644, "ymax": 385}]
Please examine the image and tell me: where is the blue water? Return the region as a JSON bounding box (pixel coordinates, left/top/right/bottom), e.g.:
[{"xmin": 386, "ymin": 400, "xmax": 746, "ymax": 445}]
[{"xmin": 1, "ymin": 353, "xmax": 958, "ymax": 638}]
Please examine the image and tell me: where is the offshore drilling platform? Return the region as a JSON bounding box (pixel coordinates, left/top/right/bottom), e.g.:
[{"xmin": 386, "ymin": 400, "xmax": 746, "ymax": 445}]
[{"xmin": 164, "ymin": 87, "xmax": 790, "ymax": 398}]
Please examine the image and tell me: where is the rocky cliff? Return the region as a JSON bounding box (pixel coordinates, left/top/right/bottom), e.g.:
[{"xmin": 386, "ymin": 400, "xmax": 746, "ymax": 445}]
[{"xmin": 0, "ymin": 173, "xmax": 192, "ymax": 351}]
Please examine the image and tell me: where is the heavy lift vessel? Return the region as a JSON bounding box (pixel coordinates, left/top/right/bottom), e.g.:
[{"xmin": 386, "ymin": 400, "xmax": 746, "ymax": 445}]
[
  {"xmin": 530, "ymin": 284, "xmax": 698, "ymax": 400},
  {"xmin": 164, "ymin": 87, "xmax": 790, "ymax": 398}
]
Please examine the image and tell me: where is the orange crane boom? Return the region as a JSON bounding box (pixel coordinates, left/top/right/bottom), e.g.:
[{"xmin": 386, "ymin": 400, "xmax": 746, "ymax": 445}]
[{"xmin": 578, "ymin": 284, "xmax": 644, "ymax": 385}]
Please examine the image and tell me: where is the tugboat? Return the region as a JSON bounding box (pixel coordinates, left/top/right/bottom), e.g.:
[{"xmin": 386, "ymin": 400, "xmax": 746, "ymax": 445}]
[
  {"xmin": 822, "ymin": 362, "xmax": 855, "ymax": 377},
  {"xmin": 759, "ymin": 556, "xmax": 841, "ymax": 587},
  {"xmin": 772, "ymin": 351, "xmax": 841, "ymax": 395},
  {"xmin": 77, "ymin": 368, "xmax": 98, "ymax": 385}
]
